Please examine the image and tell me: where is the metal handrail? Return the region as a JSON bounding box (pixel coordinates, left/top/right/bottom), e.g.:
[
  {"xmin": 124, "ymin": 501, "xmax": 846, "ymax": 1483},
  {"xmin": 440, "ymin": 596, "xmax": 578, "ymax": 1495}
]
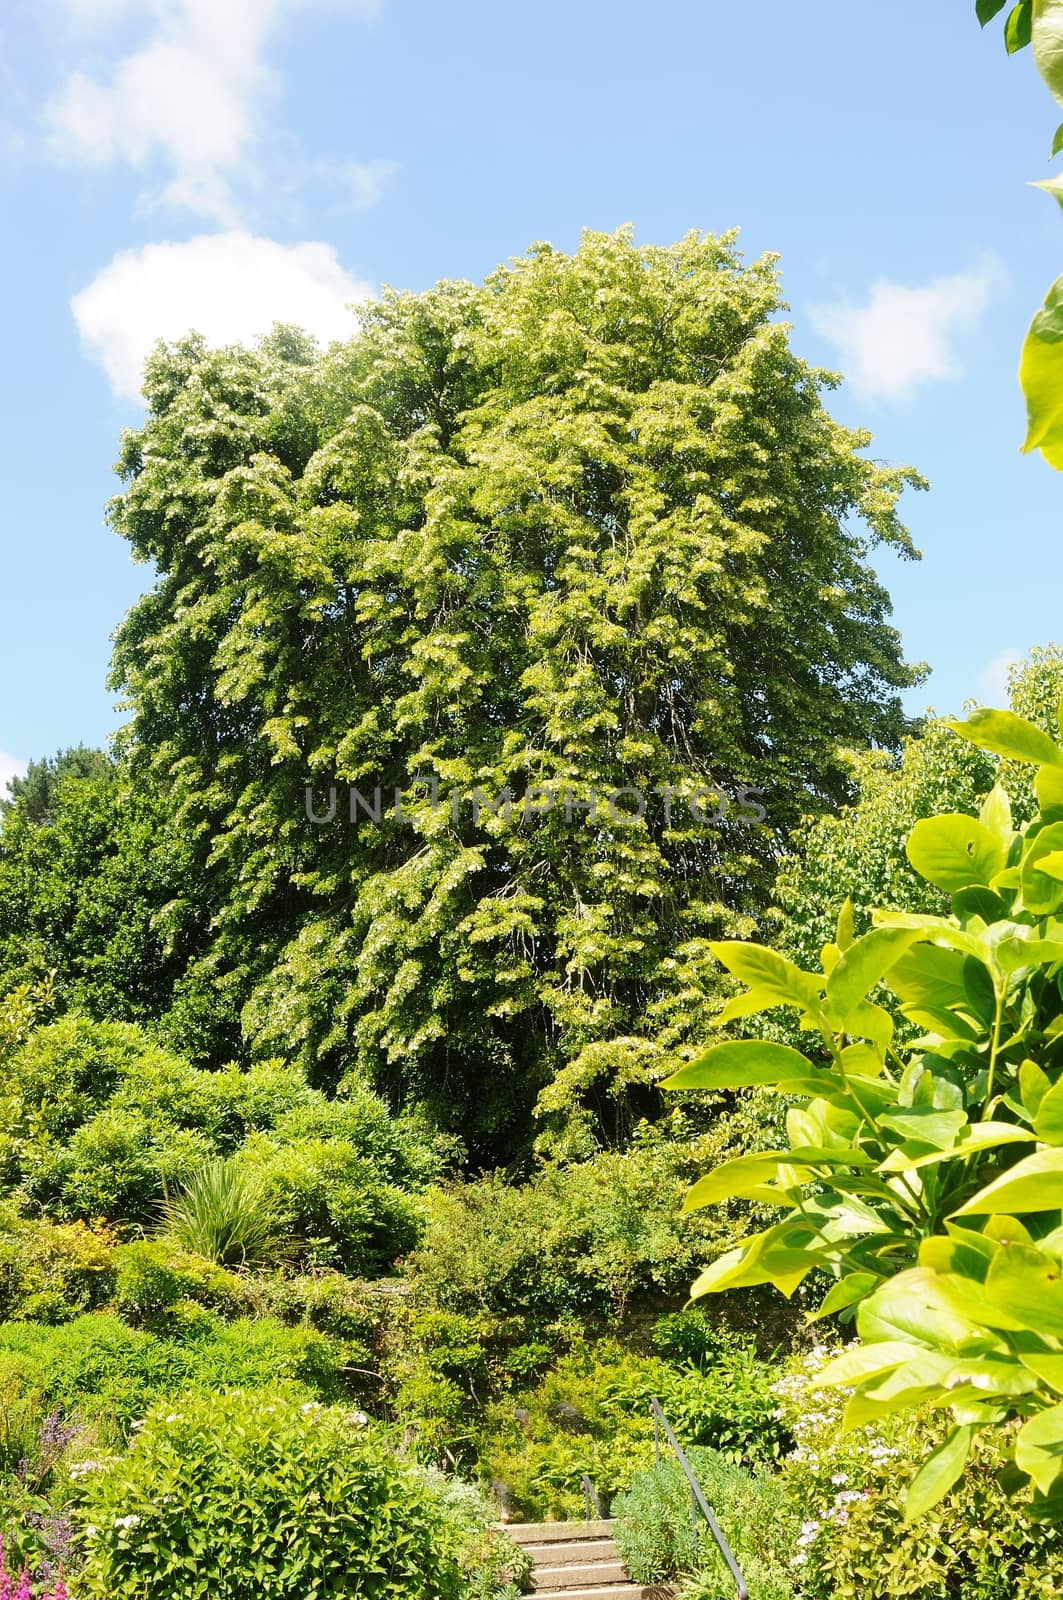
[
  {"xmin": 578, "ymin": 1472, "xmax": 602, "ymax": 1522},
  {"xmin": 649, "ymin": 1398, "xmax": 749, "ymax": 1600}
]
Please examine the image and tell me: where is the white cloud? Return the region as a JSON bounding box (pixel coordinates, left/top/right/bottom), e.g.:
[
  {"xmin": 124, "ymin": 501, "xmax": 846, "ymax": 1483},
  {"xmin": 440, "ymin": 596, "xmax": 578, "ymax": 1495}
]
[
  {"xmin": 72, "ymin": 231, "xmax": 372, "ymax": 398},
  {"xmin": 808, "ymin": 264, "xmax": 1000, "ymax": 402},
  {"xmin": 47, "ymin": 0, "xmax": 380, "ymax": 221},
  {"xmin": 0, "ymin": 751, "xmax": 27, "ymax": 801},
  {"xmin": 979, "ymin": 649, "xmax": 1023, "ymax": 706}
]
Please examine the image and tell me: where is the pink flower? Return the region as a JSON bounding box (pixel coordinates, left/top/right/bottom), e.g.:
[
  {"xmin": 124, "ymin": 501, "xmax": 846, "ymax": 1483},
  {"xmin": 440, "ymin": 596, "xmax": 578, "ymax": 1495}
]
[
  {"xmin": 51, "ymin": 1583, "xmax": 69, "ymax": 1600},
  {"xmin": 12, "ymin": 1568, "xmax": 30, "ymax": 1600}
]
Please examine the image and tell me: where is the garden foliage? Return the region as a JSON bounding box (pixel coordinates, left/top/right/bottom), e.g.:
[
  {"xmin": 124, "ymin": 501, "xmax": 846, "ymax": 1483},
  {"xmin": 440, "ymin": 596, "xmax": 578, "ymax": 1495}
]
[{"xmin": 673, "ymin": 701, "xmax": 1063, "ymax": 1519}]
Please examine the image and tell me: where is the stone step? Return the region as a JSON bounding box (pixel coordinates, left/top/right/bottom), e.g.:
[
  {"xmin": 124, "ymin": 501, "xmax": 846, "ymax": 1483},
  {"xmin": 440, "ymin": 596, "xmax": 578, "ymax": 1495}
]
[
  {"xmin": 532, "ymin": 1560, "xmax": 629, "ymax": 1591},
  {"xmin": 525, "ymin": 1538, "xmax": 618, "ymax": 1566},
  {"xmin": 505, "ymin": 1519, "xmax": 615, "ymax": 1545},
  {"xmin": 530, "ymin": 1587, "xmax": 651, "ymax": 1600}
]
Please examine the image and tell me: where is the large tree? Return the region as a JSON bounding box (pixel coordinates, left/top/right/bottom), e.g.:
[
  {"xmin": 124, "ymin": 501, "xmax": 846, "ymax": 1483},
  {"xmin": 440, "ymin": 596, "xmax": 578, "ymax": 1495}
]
[{"xmin": 107, "ymin": 228, "xmax": 923, "ymax": 1159}]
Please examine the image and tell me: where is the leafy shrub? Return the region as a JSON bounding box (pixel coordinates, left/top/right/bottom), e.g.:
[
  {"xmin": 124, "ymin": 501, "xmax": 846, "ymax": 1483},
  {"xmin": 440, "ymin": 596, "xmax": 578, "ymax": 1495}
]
[
  {"xmin": 407, "ymin": 1113, "xmax": 775, "ymax": 1323},
  {"xmin": 236, "ymin": 1134, "xmax": 421, "ymax": 1275},
  {"xmin": 162, "ymin": 1158, "xmax": 285, "ymax": 1268},
  {"xmin": 74, "ymin": 1389, "xmax": 468, "ymax": 1599},
  {"xmin": 0, "ymin": 1215, "xmax": 115, "ymax": 1325},
  {"xmin": 112, "ymin": 1239, "xmax": 249, "ymax": 1324},
  {"xmin": 0, "ymin": 1312, "xmax": 343, "ymax": 1443},
  {"xmin": 613, "ymin": 1447, "xmax": 795, "ymax": 1599},
  {"xmin": 775, "ymin": 1345, "xmax": 1063, "ymax": 1600}
]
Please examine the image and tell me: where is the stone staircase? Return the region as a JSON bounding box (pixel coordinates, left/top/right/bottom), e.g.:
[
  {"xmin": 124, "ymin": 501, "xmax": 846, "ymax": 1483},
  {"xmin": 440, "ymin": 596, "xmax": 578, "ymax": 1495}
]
[{"xmin": 505, "ymin": 1518, "xmax": 671, "ymax": 1599}]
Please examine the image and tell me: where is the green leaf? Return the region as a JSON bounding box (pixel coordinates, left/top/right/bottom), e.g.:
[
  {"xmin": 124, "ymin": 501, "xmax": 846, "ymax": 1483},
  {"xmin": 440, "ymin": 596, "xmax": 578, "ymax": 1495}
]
[
  {"xmin": 1038, "ymin": 762, "xmax": 1063, "ymax": 812},
  {"xmin": 808, "ymin": 1271, "xmax": 879, "ymax": 1322},
  {"xmin": 1020, "ymin": 1059, "xmax": 1053, "ymax": 1118},
  {"xmin": 1021, "ymin": 276, "xmax": 1063, "ymax": 464},
  {"xmin": 708, "ymin": 942, "xmax": 823, "ymax": 1013},
  {"xmin": 857, "ymin": 1266, "xmax": 999, "ymax": 1354},
  {"xmin": 662, "ymin": 1039, "xmax": 832, "ymax": 1092},
  {"xmin": 887, "ymin": 943, "xmax": 969, "ymax": 1013},
  {"xmin": 1034, "ymin": 0, "xmax": 1063, "ymax": 98},
  {"xmin": 1034, "ymin": 1075, "xmax": 1063, "ymax": 1143},
  {"xmin": 1021, "ymin": 822, "xmax": 1063, "ymax": 913},
  {"xmin": 680, "ymin": 1153, "xmax": 807, "ymax": 1210},
  {"xmin": 878, "ymin": 1107, "xmax": 967, "ymax": 1150},
  {"xmin": 983, "ymin": 1241, "xmax": 1063, "ymax": 1336},
  {"xmin": 977, "ymin": 0, "xmax": 1008, "ymax": 20},
  {"xmin": 979, "ymin": 782, "xmax": 1014, "ymax": 840},
  {"xmin": 944, "ymin": 708, "xmax": 1063, "ymax": 766},
  {"xmin": 953, "ymin": 1148, "xmax": 1063, "ymax": 1215},
  {"xmin": 904, "ymin": 1427, "xmax": 975, "ymax": 1522},
  {"xmin": 906, "ymin": 814, "xmax": 1009, "ymax": 893},
  {"xmin": 814, "ymin": 1340, "xmax": 921, "ymax": 1386},
  {"xmin": 879, "ymin": 1121, "xmax": 1034, "ymax": 1173},
  {"xmin": 1053, "ymin": 120, "xmax": 1063, "ymax": 156},
  {"xmin": 1016, "ymin": 1403, "xmax": 1063, "ymax": 1493},
  {"xmin": 825, "ymin": 927, "xmax": 919, "ymax": 1020},
  {"xmin": 1018, "ymin": 1351, "xmax": 1063, "ymax": 1394},
  {"xmin": 835, "ymin": 897, "xmax": 855, "ymax": 951},
  {"xmin": 1006, "ymin": 0, "xmax": 1034, "ymax": 52}
]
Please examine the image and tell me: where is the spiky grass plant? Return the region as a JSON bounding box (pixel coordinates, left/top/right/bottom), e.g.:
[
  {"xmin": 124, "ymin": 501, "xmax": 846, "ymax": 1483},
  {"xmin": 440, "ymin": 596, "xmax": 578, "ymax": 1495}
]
[{"xmin": 162, "ymin": 1158, "xmax": 285, "ymax": 1269}]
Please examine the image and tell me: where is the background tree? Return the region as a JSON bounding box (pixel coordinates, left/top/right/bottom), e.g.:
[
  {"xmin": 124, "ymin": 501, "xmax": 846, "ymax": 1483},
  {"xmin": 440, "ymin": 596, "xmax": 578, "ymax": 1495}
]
[{"xmin": 106, "ymin": 228, "xmax": 924, "ymax": 1160}]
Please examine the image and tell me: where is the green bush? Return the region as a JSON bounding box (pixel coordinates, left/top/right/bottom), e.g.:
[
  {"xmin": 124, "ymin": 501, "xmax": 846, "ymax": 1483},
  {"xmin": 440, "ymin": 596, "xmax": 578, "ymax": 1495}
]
[
  {"xmin": 113, "ymin": 1239, "xmax": 250, "ymax": 1323},
  {"xmin": 237, "ymin": 1134, "xmax": 422, "ymax": 1275},
  {"xmin": 74, "ymin": 1389, "xmax": 469, "ymax": 1599},
  {"xmin": 613, "ymin": 1448, "xmax": 796, "ymax": 1599},
  {"xmin": 407, "ymin": 1114, "xmax": 772, "ymax": 1323},
  {"xmin": 0, "ymin": 1213, "xmax": 116, "ymax": 1324},
  {"xmin": 0, "ymin": 1311, "xmax": 343, "ymax": 1443}
]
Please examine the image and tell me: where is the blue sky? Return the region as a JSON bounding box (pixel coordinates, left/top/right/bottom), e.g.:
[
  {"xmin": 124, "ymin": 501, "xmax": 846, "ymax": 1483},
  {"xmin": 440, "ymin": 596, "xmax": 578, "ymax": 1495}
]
[{"xmin": 1, "ymin": 0, "xmax": 1061, "ymax": 790}]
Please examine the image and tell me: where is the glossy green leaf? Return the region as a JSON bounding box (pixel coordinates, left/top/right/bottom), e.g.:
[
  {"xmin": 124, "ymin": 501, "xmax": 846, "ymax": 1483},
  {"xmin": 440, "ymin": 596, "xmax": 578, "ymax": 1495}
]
[
  {"xmin": 1033, "ymin": 0, "xmax": 1063, "ymax": 99},
  {"xmin": 982, "ymin": 1241, "xmax": 1063, "ymax": 1336},
  {"xmin": 661, "ymin": 1039, "xmax": 834, "ymax": 1093},
  {"xmin": 879, "ymin": 1121, "xmax": 1034, "ymax": 1172},
  {"xmin": 954, "ymin": 1148, "xmax": 1063, "ymax": 1215},
  {"xmin": 681, "ymin": 1152, "xmax": 807, "ymax": 1210},
  {"xmin": 977, "ymin": 0, "xmax": 1008, "ymax": 20},
  {"xmin": 879, "ymin": 1107, "xmax": 967, "ymax": 1150},
  {"xmin": 1019, "ymin": 1352, "xmax": 1063, "ymax": 1394},
  {"xmin": 1021, "ymin": 1059, "xmax": 1053, "ymax": 1118},
  {"xmin": 944, "ymin": 707, "xmax": 1063, "ymax": 766},
  {"xmin": 980, "ymin": 782, "xmax": 1014, "ymax": 840},
  {"xmin": 906, "ymin": 814, "xmax": 1009, "ymax": 893},
  {"xmin": 887, "ymin": 943, "xmax": 969, "ymax": 1014},
  {"xmin": 1016, "ymin": 1403, "xmax": 1063, "ymax": 1493},
  {"xmin": 1021, "ymin": 276, "xmax": 1063, "ymax": 464},
  {"xmin": 1006, "ymin": 0, "xmax": 1034, "ymax": 52},
  {"xmin": 1021, "ymin": 822, "xmax": 1063, "ymax": 912},
  {"xmin": 857, "ymin": 1267, "xmax": 1000, "ymax": 1354},
  {"xmin": 1054, "ymin": 120, "xmax": 1063, "ymax": 156},
  {"xmin": 835, "ymin": 897, "xmax": 855, "ymax": 951},
  {"xmin": 825, "ymin": 927, "xmax": 919, "ymax": 1019},
  {"xmin": 904, "ymin": 1427, "xmax": 975, "ymax": 1521},
  {"xmin": 708, "ymin": 942, "xmax": 823, "ymax": 1013},
  {"xmin": 1034, "ymin": 1075, "xmax": 1063, "ymax": 1143},
  {"xmin": 809, "ymin": 1271, "xmax": 879, "ymax": 1321}
]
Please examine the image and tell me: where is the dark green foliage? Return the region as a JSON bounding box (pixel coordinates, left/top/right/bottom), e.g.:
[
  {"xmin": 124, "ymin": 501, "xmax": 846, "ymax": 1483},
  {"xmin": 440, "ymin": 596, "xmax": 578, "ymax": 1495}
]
[
  {"xmin": 0, "ymin": 756, "xmax": 226, "ymax": 1048},
  {"xmin": 1, "ymin": 746, "xmax": 110, "ymax": 824}
]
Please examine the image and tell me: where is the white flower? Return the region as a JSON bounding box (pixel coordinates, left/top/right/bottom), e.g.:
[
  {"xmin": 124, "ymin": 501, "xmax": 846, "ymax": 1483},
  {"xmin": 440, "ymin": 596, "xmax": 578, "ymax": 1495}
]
[
  {"xmin": 113, "ymin": 1515, "xmax": 141, "ymax": 1531},
  {"xmin": 830, "ymin": 1473, "xmax": 849, "ymax": 1486},
  {"xmin": 300, "ymin": 1401, "xmax": 322, "ymax": 1414}
]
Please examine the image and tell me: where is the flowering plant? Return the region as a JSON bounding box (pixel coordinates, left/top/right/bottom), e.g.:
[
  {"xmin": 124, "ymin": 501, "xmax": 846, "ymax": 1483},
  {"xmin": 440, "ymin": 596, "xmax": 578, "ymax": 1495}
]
[{"xmin": 775, "ymin": 1345, "xmax": 1063, "ymax": 1600}]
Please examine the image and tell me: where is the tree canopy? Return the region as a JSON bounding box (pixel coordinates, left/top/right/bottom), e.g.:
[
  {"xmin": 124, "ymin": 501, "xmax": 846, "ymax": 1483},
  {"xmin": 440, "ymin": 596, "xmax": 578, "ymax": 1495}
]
[{"xmin": 90, "ymin": 228, "xmax": 926, "ymax": 1158}]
